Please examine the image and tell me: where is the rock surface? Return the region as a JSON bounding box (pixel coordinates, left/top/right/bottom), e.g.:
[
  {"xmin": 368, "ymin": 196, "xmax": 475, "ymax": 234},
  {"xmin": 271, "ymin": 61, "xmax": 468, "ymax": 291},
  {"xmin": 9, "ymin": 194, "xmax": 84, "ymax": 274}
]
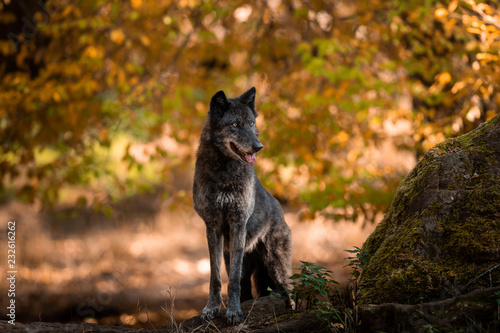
[
  {"xmin": 359, "ymin": 114, "xmax": 500, "ymax": 305},
  {"xmin": 360, "ymin": 287, "xmax": 500, "ymax": 333}
]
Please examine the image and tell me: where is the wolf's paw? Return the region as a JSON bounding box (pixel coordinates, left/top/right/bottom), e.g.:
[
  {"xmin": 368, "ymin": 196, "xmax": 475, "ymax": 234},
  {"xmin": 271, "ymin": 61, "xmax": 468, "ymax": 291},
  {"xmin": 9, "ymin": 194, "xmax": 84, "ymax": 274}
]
[
  {"xmin": 225, "ymin": 306, "xmax": 244, "ymax": 324},
  {"xmin": 201, "ymin": 303, "xmax": 221, "ymax": 320}
]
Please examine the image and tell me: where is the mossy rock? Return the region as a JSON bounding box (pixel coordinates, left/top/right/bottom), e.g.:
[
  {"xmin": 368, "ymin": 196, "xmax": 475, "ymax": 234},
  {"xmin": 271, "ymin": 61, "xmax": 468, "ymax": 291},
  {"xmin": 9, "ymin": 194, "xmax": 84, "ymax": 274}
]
[
  {"xmin": 360, "ymin": 287, "xmax": 500, "ymax": 333},
  {"xmin": 358, "ymin": 114, "xmax": 500, "ymax": 305}
]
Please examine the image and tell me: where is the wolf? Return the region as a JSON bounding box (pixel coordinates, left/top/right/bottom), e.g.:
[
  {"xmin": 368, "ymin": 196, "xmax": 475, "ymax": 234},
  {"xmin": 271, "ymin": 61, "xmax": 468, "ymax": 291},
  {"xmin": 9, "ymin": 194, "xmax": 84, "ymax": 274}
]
[{"xmin": 193, "ymin": 87, "xmax": 292, "ymax": 324}]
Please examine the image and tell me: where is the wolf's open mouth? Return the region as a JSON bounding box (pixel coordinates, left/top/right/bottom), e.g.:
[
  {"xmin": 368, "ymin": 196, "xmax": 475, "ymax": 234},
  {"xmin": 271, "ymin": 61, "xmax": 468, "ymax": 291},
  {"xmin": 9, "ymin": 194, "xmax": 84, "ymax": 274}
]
[{"xmin": 230, "ymin": 142, "xmax": 256, "ymax": 164}]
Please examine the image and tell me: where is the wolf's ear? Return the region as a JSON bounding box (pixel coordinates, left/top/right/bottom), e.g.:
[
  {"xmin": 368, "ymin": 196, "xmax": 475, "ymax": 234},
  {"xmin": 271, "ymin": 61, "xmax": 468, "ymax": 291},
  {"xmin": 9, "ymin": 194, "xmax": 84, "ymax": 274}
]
[
  {"xmin": 238, "ymin": 87, "xmax": 256, "ymax": 110},
  {"xmin": 209, "ymin": 90, "xmax": 229, "ymax": 119}
]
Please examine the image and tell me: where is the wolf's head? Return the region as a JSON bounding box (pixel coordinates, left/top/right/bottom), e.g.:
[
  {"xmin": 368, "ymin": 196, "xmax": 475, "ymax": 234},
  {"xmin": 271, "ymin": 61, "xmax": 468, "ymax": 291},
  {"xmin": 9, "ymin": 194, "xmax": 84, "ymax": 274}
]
[{"xmin": 207, "ymin": 87, "xmax": 263, "ymax": 164}]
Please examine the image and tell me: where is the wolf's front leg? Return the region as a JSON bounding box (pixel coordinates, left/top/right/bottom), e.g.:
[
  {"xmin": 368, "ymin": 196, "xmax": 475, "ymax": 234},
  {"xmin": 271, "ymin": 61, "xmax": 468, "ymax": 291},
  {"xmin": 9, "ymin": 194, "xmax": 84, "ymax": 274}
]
[
  {"xmin": 226, "ymin": 223, "xmax": 246, "ymax": 324},
  {"xmin": 201, "ymin": 227, "xmax": 223, "ymax": 320}
]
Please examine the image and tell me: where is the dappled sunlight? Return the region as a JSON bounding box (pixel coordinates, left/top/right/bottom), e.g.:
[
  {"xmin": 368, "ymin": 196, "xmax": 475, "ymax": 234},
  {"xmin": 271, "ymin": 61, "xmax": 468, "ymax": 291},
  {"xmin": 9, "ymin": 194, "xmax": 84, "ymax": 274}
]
[
  {"xmin": 286, "ymin": 212, "xmax": 378, "ymax": 282},
  {"xmin": 196, "ymin": 259, "xmax": 211, "ymax": 274},
  {"xmin": 129, "ymin": 234, "xmax": 171, "ymax": 258}
]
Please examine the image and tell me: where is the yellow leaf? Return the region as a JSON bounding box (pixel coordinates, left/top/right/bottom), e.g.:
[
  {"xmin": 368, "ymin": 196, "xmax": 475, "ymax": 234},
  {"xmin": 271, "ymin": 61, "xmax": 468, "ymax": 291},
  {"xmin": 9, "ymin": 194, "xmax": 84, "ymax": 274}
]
[
  {"xmin": 476, "ymin": 53, "xmax": 499, "ymax": 62},
  {"xmin": 473, "ymin": 78, "xmax": 482, "ymax": 90},
  {"xmin": 110, "ymin": 29, "xmax": 125, "ymax": 45},
  {"xmin": 444, "ymin": 19, "xmax": 457, "ymax": 35},
  {"xmin": 466, "ymin": 27, "xmax": 483, "ymax": 35},
  {"xmin": 437, "ymin": 72, "xmax": 451, "ymax": 85},
  {"xmin": 61, "ymin": 6, "xmax": 73, "ymax": 17},
  {"xmin": 434, "ymin": 8, "xmax": 448, "ymax": 19},
  {"xmin": 0, "ymin": 40, "xmax": 15, "ymax": 56},
  {"xmin": 83, "ymin": 45, "xmax": 104, "ymax": 59},
  {"xmin": 485, "ymin": 110, "xmax": 497, "ymax": 121},
  {"xmin": 131, "ymin": 0, "xmax": 142, "ymax": 9},
  {"xmin": 451, "ymin": 81, "xmax": 467, "ymax": 94},
  {"xmin": 477, "ymin": 3, "xmax": 492, "ymax": 15},
  {"xmin": 337, "ymin": 131, "xmax": 349, "ymax": 146},
  {"xmin": 140, "ymin": 35, "xmax": 150, "ymax": 46},
  {"xmin": 448, "ymin": 0, "xmax": 459, "ymax": 12}
]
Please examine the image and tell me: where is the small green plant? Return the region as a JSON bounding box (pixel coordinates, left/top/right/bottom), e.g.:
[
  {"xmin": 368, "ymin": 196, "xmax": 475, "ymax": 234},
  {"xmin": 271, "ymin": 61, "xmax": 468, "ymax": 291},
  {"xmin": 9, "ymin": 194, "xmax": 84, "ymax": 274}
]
[
  {"xmin": 285, "ymin": 249, "xmax": 368, "ymax": 332},
  {"xmin": 288, "ymin": 261, "xmax": 338, "ymax": 311},
  {"xmin": 345, "ymin": 246, "xmax": 368, "ymax": 285},
  {"xmin": 316, "ymin": 300, "xmax": 351, "ymax": 332},
  {"xmin": 422, "ymin": 323, "xmax": 440, "ymax": 333},
  {"xmin": 286, "ymin": 261, "xmax": 348, "ymax": 332}
]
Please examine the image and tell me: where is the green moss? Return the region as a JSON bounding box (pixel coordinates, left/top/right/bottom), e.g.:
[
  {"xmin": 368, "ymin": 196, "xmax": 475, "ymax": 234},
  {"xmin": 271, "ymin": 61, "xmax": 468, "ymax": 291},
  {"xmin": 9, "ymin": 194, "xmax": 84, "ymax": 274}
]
[{"xmin": 358, "ymin": 114, "xmax": 500, "ymax": 305}]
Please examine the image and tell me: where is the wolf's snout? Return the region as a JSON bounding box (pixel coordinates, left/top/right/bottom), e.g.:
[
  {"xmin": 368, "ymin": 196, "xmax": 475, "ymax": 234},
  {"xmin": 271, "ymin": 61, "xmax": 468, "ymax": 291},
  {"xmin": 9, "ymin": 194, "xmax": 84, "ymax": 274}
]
[{"xmin": 253, "ymin": 143, "xmax": 263, "ymax": 153}]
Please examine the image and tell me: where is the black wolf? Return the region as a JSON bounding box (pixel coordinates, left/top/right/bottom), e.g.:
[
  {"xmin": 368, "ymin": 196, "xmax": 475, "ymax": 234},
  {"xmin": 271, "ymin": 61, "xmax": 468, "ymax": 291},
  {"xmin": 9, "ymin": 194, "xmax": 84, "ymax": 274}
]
[{"xmin": 193, "ymin": 87, "xmax": 292, "ymax": 324}]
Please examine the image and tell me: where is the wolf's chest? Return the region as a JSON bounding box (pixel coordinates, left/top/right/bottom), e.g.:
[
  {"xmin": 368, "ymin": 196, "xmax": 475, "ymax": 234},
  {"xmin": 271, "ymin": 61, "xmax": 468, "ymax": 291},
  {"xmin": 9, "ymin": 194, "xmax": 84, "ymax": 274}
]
[
  {"xmin": 193, "ymin": 164, "xmax": 256, "ymax": 215},
  {"xmin": 212, "ymin": 179, "xmax": 256, "ymax": 213},
  {"xmin": 216, "ymin": 192, "xmax": 236, "ymax": 207}
]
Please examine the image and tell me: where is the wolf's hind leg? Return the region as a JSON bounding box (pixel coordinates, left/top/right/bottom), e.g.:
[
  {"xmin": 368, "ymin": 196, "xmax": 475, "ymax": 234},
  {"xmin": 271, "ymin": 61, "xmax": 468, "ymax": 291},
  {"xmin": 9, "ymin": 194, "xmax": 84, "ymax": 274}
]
[
  {"xmin": 264, "ymin": 225, "xmax": 292, "ymax": 307},
  {"xmin": 253, "ymin": 263, "xmax": 276, "ymax": 297},
  {"xmin": 240, "ymin": 252, "xmax": 256, "ymax": 302}
]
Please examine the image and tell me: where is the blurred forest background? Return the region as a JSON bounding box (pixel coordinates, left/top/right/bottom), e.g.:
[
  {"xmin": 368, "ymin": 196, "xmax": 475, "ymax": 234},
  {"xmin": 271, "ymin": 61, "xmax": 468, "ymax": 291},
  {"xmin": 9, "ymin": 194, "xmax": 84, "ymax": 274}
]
[{"xmin": 1, "ymin": 0, "xmax": 499, "ymax": 328}]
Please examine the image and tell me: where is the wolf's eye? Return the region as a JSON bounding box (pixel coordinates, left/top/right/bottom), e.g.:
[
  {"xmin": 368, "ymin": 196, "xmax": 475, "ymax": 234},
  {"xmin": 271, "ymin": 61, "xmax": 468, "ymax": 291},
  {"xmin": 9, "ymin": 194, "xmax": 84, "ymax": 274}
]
[
  {"xmin": 250, "ymin": 122, "xmax": 254, "ymax": 126},
  {"xmin": 232, "ymin": 123, "xmax": 238, "ymax": 127}
]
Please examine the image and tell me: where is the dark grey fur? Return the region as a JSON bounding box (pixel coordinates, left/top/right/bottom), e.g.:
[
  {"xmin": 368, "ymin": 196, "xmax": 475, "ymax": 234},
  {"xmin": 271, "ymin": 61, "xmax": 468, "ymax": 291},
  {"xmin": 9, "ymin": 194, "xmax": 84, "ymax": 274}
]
[{"xmin": 193, "ymin": 87, "xmax": 292, "ymax": 324}]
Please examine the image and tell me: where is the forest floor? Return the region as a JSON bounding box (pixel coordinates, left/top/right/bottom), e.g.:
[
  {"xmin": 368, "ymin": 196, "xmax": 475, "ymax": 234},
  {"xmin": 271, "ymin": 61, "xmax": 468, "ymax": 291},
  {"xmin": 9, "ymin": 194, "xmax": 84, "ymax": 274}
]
[
  {"xmin": 0, "ymin": 196, "xmax": 376, "ymax": 330},
  {"xmin": 0, "ymin": 295, "xmax": 325, "ymax": 332}
]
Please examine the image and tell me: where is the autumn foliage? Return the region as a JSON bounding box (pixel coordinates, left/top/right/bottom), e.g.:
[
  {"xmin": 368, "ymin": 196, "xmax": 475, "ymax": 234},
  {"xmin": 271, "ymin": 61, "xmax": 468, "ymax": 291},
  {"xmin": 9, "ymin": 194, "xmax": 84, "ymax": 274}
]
[{"xmin": 0, "ymin": 0, "xmax": 499, "ymax": 220}]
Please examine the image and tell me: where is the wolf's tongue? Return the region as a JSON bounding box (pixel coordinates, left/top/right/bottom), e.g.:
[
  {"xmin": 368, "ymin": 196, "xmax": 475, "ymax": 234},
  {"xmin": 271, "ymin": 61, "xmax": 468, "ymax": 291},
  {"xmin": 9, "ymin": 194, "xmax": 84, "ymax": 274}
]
[{"xmin": 245, "ymin": 153, "xmax": 256, "ymax": 164}]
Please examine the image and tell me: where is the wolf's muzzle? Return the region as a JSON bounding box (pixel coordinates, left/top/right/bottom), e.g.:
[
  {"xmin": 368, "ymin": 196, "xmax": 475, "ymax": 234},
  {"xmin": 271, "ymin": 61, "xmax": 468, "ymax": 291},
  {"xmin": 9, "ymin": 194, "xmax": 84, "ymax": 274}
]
[{"xmin": 253, "ymin": 142, "xmax": 263, "ymax": 153}]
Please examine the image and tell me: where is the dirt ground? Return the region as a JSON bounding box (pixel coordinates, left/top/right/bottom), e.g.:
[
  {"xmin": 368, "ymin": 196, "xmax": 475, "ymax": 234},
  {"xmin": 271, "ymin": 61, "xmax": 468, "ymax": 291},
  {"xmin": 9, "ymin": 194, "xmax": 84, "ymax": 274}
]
[{"xmin": 0, "ymin": 195, "xmax": 377, "ymax": 329}]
